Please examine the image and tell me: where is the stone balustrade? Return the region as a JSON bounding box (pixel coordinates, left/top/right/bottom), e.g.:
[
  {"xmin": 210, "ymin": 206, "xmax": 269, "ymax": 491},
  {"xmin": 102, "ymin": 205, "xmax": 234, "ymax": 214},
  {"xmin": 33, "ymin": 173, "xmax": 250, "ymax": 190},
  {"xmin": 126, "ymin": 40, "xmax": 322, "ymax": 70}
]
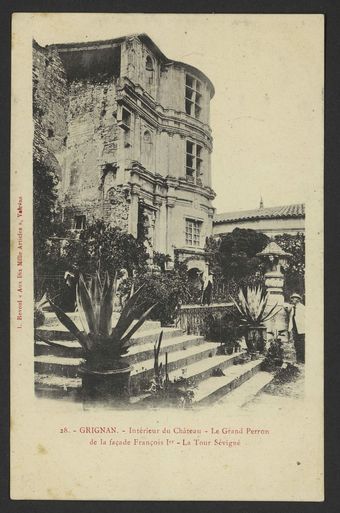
[{"xmin": 177, "ymin": 302, "xmax": 234, "ymax": 335}]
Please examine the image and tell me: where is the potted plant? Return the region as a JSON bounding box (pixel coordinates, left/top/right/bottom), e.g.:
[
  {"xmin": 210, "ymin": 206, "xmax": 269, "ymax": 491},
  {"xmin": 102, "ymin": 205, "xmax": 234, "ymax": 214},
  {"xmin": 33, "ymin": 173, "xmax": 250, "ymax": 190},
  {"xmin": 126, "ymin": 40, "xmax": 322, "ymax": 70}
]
[
  {"xmin": 231, "ymin": 286, "xmax": 281, "ymax": 354},
  {"xmin": 46, "ymin": 272, "xmax": 156, "ymax": 400},
  {"xmin": 262, "ymin": 330, "xmax": 286, "ymax": 371}
]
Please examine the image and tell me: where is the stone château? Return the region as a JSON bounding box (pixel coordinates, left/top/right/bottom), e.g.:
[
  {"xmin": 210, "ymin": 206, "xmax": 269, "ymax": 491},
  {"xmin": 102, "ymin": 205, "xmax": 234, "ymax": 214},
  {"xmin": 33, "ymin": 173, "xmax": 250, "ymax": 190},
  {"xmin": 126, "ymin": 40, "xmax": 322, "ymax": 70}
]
[{"xmin": 33, "ymin": 33, "xmax": 216, "ymax": 272}]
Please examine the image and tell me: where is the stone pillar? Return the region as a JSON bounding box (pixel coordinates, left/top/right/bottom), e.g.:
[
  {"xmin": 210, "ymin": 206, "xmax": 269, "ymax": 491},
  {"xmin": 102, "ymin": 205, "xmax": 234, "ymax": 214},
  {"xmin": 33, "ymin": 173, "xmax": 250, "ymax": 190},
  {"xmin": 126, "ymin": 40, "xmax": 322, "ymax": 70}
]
[
  {"xmin": 257, "ymin": 240, "xmax": 294, "ymax": 362},
  {"xmin": 153, "ymin": 196, "xmax": 163, "ymax": 252},
  {"xmin": 264, "ymin": 270, "xmax": 296, "ymax": 363},
  {"xmin": 264, "ymin": 269, "xmax": 285, "ymax": 306},
  {"xmin": 128, "ymin": 184, "xmax": 140, "ymax": 237},
  {"xmin": 166, "ymin": 196, "xmax": 176, "ymax": 261}
]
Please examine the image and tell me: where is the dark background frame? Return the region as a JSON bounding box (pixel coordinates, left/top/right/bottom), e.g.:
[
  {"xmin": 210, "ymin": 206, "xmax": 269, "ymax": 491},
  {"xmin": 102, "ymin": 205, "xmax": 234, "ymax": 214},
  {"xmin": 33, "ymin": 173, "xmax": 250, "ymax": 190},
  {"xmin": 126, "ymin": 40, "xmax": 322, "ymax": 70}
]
[{"xmin": 1, "ymin": 1, "xmax": 339, "ymax": 512}]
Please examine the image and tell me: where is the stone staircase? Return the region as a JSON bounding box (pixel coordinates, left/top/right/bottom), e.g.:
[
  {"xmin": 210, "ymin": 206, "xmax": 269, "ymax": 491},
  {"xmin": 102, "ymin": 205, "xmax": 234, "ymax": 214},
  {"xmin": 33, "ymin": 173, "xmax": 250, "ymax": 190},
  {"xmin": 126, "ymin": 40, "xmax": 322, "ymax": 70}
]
[{"xmin": 34, "ymin": 312, "xmax": 273, "ymax": 407}]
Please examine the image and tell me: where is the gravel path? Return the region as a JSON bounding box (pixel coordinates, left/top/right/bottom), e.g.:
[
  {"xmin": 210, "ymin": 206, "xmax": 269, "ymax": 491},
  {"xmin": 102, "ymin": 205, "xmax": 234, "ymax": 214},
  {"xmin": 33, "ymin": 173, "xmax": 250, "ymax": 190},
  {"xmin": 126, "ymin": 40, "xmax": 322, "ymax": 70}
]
[{"xmin": 243, "ymin": 364, "xmax": 305, "ymax": 414}]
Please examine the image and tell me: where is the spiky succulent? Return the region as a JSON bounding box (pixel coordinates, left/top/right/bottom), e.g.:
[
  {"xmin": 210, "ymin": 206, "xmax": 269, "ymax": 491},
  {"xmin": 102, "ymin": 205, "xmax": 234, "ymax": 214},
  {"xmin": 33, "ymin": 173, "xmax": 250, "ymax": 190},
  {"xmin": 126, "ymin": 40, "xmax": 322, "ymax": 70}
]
[
  {"xmin": 45, "ymin": 272, "xmax": 156, "ymax": 371},
  {"xmin": 231, "ymin": 286, "xmax": 281, "ymax": 326}
]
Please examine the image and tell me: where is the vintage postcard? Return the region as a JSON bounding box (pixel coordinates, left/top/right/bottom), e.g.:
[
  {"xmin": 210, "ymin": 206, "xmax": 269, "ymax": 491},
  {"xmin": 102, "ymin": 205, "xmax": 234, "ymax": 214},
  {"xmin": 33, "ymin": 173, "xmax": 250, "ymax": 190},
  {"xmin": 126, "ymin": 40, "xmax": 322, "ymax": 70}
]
[{"xmin": 10, "ymin": 13, "xmax": 324, "ymax": 500}]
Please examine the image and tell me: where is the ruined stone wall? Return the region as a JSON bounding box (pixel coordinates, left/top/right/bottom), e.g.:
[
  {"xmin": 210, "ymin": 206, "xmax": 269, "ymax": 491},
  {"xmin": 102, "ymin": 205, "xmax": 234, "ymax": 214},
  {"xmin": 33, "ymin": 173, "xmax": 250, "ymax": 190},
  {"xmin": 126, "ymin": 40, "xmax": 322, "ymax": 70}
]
[
  {"xmin": 64, "ymin": 78, "xmax": 120, "ymax": 224},
  {"xmin": 33, "ymin": 41, "xmax": 131, "ymax": 231},
  {"xmin": 33, "ymin": 41, "xmax": 68, "ymax": 179}
]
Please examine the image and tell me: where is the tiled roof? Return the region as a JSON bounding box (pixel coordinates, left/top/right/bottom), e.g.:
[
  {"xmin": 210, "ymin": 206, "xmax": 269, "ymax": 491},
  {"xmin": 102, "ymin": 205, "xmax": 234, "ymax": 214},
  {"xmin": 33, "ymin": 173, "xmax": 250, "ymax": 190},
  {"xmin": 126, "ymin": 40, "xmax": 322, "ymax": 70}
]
[{"xmin": 214, "ymin": 203, "xmax": 305, "ymax": 224}]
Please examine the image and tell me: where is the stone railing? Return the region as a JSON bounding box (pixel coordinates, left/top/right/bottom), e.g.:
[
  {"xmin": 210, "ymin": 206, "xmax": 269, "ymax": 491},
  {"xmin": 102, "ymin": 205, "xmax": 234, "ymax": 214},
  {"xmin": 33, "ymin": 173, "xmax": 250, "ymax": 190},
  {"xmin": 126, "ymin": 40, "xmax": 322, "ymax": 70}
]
[{"xmin": 177, "ymin": 303, "xmax": 234, "ymax": 335}]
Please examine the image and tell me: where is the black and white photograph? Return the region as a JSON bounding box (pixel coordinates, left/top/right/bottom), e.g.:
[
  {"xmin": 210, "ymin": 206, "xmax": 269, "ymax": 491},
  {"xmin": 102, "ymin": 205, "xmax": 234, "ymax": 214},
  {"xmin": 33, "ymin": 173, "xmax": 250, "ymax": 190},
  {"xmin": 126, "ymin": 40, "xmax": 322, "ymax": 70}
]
[{"xmin": 32, "ymin": 21, "xmax": 310, "ymax": 411}]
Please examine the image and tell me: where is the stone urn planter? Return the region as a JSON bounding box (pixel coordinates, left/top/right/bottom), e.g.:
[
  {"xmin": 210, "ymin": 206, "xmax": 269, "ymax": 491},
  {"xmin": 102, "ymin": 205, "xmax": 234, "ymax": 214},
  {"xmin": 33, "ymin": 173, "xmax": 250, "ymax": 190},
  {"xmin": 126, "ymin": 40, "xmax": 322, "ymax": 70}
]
[
  {"xmin": 245, "ymin": 325, "xmax": 267, "ymax": 353},
  {"xmin": 231, "ymin": 286, "xmax": 281, "ymax": 355},
  {"xmin": 80, "ymin": 362, "xmax": 132, "ymax": 400}
]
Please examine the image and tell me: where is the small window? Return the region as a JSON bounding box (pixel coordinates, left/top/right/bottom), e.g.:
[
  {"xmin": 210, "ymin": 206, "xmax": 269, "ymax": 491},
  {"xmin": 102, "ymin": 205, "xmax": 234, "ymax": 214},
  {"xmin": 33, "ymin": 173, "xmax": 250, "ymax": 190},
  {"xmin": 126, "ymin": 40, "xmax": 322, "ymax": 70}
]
[
  {"xmin": 74, "ymin": 215, "xmax": 86, "ymax": 230},
  {"xmin": 185, "ymin": 219, "xmax": 201, "ymax": 247},
  {"xmin": 185, "ymin": 74, "xmax": 202, "ymax": 119},
  {"xmin": 119, "ymin": 107, "xmax": 133, "ymax": 147},
  {"xmin": 47, "ymin": 128, "xmax": 54, "ymax": 138},
  {"xmin": 121, "ymin": 107, "xmax": 131, "ymax": 130}
]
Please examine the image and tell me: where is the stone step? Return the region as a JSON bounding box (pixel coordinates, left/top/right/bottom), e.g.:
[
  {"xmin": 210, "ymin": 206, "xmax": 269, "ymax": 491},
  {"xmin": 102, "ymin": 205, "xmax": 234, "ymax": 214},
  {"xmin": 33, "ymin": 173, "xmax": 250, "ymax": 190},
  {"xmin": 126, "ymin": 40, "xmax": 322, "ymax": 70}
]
[
  {"xmin": 193, "ymin": 359, "xmax": 264, "ymax": 406},
  {"xmin": 129, "ymin": 351, "xmax": 246, "ymax": 406},
  {"xmin": 214, "ymin": 371, "xmax": 274, "ymax": 409},
  {"xmin": 36, "ymin": 323, "xmax": 180, "ymax": 343},
  {"xmin": 42, "ymin": 311, "xmax": 161, "ymax": 330},
  {"xmin": 129, "ymin": 341, "xmax": 218, "ymax": 392},
  {"xmin": 35, "ymin": 355, "xmax": 81, "ymax": 378},
  {"xmin": 34, "ymin": 352, "xmax": 267, "ymax": 408},
  {"xmin": 35, "ymin": 332, "xmax": 204, "ymax": 364},
  {"xmin": 34, "ymin": 373, "xmax": 81, "ymax": 400},
  {"xmin": 168, "ymin": 351, "xmax": 245, "ymax": 384},
  {"xmin": 34, "ymin": 348, "xmax": 241, "ymax": 402},
  {"xmin": 34, "ymin": 341, "xmax": 219, "ymax": 383}
]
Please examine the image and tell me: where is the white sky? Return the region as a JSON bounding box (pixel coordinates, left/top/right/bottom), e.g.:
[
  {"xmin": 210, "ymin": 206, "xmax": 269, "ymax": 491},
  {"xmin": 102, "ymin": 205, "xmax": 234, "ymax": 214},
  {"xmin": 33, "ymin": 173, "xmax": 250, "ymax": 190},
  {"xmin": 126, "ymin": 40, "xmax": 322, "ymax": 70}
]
[{"xmin": 31, "ymin": 13, "xmax": 323, "ymax": 214}]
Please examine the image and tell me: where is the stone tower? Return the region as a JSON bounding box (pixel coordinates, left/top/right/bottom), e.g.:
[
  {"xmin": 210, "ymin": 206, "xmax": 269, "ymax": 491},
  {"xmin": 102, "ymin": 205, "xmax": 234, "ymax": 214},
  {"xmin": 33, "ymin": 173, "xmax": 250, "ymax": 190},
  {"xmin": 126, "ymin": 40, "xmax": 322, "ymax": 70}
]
[{"xmin": 33, "ymin": 34, "xmax": 215, "ymax": 271}]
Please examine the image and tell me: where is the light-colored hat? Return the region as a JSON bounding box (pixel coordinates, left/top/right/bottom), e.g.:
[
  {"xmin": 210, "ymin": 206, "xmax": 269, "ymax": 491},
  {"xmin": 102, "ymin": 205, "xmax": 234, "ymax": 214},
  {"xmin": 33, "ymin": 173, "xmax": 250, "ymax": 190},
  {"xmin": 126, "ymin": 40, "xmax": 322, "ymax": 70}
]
[{"xmin": 290, "ymin": 293, "xmax": 302, "ymax": 300}]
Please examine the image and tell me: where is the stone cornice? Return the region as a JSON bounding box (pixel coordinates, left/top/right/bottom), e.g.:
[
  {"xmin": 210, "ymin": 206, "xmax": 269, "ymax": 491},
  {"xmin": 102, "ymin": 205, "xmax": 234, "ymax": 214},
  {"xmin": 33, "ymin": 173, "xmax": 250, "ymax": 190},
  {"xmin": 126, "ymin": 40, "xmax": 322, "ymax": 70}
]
[
  {"xmin": 175, "ymin": 247, "xmax": 206, "ymax": 257},
  {"xmin": 127, "ymin": 161, "xmax": 216, "ymax": 202}
]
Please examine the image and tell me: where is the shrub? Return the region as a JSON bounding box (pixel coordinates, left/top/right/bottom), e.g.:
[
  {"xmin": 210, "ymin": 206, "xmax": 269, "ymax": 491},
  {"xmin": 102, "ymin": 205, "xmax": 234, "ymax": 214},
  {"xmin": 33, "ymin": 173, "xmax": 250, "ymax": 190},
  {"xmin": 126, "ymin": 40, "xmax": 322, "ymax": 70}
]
[
  {"xmin": 64, "ymin": 219, "xmax": 149, "ymax": 278},
  {"xmin": 153, "ymin": 252, "xmax": 172, "ymax": 272},
  {"xmin": 135, "ymin": 262, "xmax": 192, "ymax": 326},
  {"xmin": 203, "ymin": 308, "xmax": 240, "ymax": 346},
  {"xmin": 205, "ymin": 229, "xmax": 268, "ymax": 302},
  {"xmin": 33, "ymin": 158, "xmax": 64, "ymax": 299},
  {"xmin": 274, "ymin": 233, "xmax": 305, "ymax": 298}
]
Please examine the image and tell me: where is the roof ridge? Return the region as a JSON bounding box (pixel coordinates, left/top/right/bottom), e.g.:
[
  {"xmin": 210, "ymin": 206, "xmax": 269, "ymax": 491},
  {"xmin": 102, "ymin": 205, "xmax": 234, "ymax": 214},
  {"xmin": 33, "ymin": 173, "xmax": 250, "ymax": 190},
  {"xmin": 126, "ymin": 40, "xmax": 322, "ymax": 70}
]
[
  {"xmin": 214, "ymin": 203, "xmax": 305, "ymax": 223},
  {"xmin": 216, "ymin": 202, "xmax": 304, "ymax": 215}
]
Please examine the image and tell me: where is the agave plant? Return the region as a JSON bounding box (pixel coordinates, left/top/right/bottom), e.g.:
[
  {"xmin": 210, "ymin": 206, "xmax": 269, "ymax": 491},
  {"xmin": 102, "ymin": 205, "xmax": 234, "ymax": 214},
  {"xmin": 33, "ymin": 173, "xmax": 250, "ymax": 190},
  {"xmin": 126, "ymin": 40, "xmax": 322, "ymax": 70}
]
[
  {"xmin": 34, "ymin": 292, "xmax": 49, "ymax": 328},
  {"xmin": 231, "ymin": 286, "xmax": 281, "ymax": 326},
  {"xmin": 45, "ymin": 272, "xmax": 156, "ymax": 372}
]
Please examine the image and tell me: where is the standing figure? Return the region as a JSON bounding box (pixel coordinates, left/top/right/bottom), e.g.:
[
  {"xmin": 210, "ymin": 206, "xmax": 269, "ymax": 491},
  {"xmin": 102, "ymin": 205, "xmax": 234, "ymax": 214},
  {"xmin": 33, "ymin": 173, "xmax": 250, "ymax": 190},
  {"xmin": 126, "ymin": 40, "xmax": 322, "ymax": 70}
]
[
  {"xmin": 201, "ymin": 271, "xmax": 213, "ymax": 305},
  {"xmin": 63, "ymin": 266, "xmax": 79, "ymax": 311},
  {"xmin": 287, "ymin": 293, "xmax": 305, "ymax": 364}
]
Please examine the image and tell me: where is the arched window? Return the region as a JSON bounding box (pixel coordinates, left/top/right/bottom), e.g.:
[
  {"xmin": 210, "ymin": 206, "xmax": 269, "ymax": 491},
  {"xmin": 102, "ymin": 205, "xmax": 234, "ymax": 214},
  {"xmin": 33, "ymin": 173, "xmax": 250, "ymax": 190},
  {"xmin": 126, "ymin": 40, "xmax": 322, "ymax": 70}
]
[
  {"xmin": 143, "ymin": 130, "xmax": 152, "ymax": 143},
  {"xmin": 145, "ymin": 56, "xmax": 154, "ymax": 71},
  {"xmin": 145, "ymin": 56, "xmax": 154, "ymax": 87},
  {"xmin": 142, "ymin": 130, "xmax": 153, "ymax": 170}
]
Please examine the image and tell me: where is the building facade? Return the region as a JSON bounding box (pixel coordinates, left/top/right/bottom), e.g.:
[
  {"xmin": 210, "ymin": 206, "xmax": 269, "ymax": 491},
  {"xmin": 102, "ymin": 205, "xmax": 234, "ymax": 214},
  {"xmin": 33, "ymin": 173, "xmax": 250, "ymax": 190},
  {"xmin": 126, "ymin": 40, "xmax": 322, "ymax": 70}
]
[
  {"xmin": 213, "ymin": 203, "xmax": 305, "ymax": 237},
  {"xmin": 33, "ymin": 34, "xmax": 216, "ymax": 272}
]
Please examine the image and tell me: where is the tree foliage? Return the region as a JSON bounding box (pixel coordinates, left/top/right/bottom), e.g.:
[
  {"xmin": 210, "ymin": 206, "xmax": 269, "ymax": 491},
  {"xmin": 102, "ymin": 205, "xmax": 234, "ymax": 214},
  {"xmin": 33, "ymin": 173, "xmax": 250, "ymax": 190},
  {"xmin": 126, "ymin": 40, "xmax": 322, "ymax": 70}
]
[
  {"xmin": 64, "ymin": 219, "xmax": 149, "ymax": 278},
  {"xmin": 205, "ymin": 229, "xmax": 305, "ymax": 302},
  {"xmin": 33, "ymin": 158, "xmax": 60, "ymax": 256},
  {"xmin": 33, "ymin": 158, "xmax": 64, "ymax": 298},
  {"xmin": 153, "ymin": 252, "xmax": 172, "ymax": 272},
  {"xmin": 274, "ymin": 232, "xmax": 305, "ymax": 297},
  {"xmin": 135, "ymin": 262, "xmax": 192, "ymax": 326},
  {"xmin": 205, "ymin": 228, "xmax": 268, "ymax": 300}
]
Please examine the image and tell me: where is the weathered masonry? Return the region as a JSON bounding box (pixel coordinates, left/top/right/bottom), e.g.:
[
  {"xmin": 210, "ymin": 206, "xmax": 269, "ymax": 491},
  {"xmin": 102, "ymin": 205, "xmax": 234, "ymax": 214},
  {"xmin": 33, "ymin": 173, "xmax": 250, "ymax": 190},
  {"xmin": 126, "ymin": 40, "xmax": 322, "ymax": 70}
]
[{"xmin": 33, "ymin": 33, "xmax": 216, "ymax": 271}]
